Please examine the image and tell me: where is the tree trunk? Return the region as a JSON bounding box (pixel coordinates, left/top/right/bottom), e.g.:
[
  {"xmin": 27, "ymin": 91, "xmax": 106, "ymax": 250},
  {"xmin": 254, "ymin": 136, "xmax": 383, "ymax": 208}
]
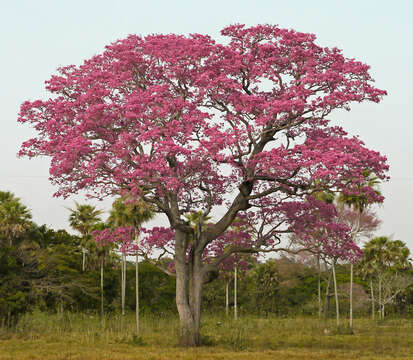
[
  {"xmin": 82, "ymin": 247, "xmax": 86, "ymax": 272},
  {"xmin": 190, "ymin": 272, "xmax": 203, "ymax": 345},
  {"xmin": 234, "ymin": 265, "xmax": 238, "ymax": 320},
  {"xmin": 135, "ymin": 252, "xmax": 140, "ymax": 335},
  {"xmin": 378, "ymin": 276, "xmax": 382, "ymax": 320},
  {"xmin": 120, "ymin": 256, "xmax": 123, "ymax": 313},
  {"xmin": 121, "ymin": 254, "xmax": 126, "ymax": 316},
  {"xmin": 100, "ymin": 257, "xmax": 104, "ymax": 325},
  {"xmin": 135, "ymin": 241, "xmax": 140, "ymax": 336},
  {"xmin": 332, "ymin": 261, "xmax": 340, "ymax": 328},
  {"xmin": 175, "ymin": 263, "xmax": 203, "ymax": 346},
  {"xmin": 317, "ymin": 255, "xmax": 321, "ymax": 320},
  {"xmin": 349, "ymin": 212, "xmax": 360, "ymax": 332},
  {"xmin": 349, "ymin": 263, "xmax": 353, "ymax": 331},
  {"xmin": 225, "ymin": 280, "xmax": 229, "ymax": 317},
  {"xmin": 370, "ymin": 279, "xmax": 375, "ymax": 320},
  {"xmin": 324, "ymin": 266, "xmax": 332, "ymax": 324},
  {"xmin": 174, "ymin": 230, "xmax": 203, "ymax": 347}
]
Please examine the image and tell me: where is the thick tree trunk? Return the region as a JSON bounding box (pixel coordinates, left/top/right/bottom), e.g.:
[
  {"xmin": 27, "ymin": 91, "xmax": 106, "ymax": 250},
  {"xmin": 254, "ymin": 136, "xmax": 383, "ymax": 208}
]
[
  {"xmin": 332, "ymin": 262, "xmax": 340, "ymax": 328},
  {"xmin": 225, "ymin": 280, "xmax": 229, "ymax": 316},
  {"xmin": 174, "ymin": 229, "xmax": 203, "ymax": 347},
  {"xmin": 370, "ymin": 280, "xmax": 375, "ymax": 320},
  {"xmin": 190, "ymin": 272, "xmax": 203, "ymax": 345},
  {"xmin": 175, "ymin": 263, "xmax": 203, "ymax": 346},
  {"xmin": 234, "ymin": 265, "xmax": 238, "ymax": 320}
]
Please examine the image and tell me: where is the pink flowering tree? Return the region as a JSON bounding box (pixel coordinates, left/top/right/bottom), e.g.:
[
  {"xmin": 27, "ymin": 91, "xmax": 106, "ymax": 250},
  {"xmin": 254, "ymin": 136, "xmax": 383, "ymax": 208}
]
[{"xmin": 18, "ymin": 24, "xmax": 389, "ymax": 346}]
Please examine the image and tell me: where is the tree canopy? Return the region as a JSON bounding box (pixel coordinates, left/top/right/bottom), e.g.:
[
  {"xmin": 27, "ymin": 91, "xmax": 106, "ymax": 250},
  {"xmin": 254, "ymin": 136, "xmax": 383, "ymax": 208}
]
[{"xmin": 18, "ymin": 24, "xmax": 389, "ymax": 346}]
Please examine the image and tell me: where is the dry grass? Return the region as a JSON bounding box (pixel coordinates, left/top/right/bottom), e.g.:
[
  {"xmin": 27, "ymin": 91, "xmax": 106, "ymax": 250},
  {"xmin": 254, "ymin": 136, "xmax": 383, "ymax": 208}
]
[{"xmin": 1, "ymin": 312, "xmax": 413, "ymax": 359}]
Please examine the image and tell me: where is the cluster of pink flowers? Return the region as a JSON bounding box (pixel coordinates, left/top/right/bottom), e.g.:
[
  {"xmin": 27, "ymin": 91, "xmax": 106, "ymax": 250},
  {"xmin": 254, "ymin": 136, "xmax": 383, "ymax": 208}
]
[
  {"xmin": 18, "ymin": 24, "xmax": 389, "ymax": 267},
  {"xmin": 92, "ymin": 226, "xmax": 135, "ymax": 254}
]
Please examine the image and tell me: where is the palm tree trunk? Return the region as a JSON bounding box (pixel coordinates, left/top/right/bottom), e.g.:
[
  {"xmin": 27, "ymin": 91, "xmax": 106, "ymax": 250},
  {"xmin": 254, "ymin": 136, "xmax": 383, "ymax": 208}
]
[
  {"xmin": 120, "ymin": 254, "xmax": 123, "ymax": 314},
  {"xmin": 370, "ymin": 279, "xmax": 375, "ymax": 320},
  {"xmin": 318, "ymin": 255, "xmax": 321, "ymax": 320},
  {"xmin": 225, "ymin": 280, "xmax": 229, "ymax": 317},
  {"xmin": 349, "ymin": 212, "xmax": 361, "ymax": 331},
  {"xmin": 234, "ymin": 265, "xmax": 238, "ymax": 320},
  {"xmin": 378, "ymin": 276, "xmax": 382, "ymax": 320},
  {"xmin": 332, "ymin": 261, "xmax": 340, "ymax": 328},
  {"xmin": 135, "ymin": 232, "xmax": 140, "ymax": 336},
  {"xmin": 349, "ymin": 263, "xmax": 353, "ymax": 331},
  {"xmin": 82, "ymin": 247, "xmax": 86, "ymax": 272},
  {"xmin": 324, "ymin": 265, "xmax": 332, "ymax": 326},
  {"xmin": 100, "ymin": 257, "xmax": 104, "ymax": 326},
  {"xmin": 121, "ymin": 254, "xmax": 126, "ymax": 316},
  {"xmin": 324, "ymin": 264, "xmax": 332, "ymax": 333}
]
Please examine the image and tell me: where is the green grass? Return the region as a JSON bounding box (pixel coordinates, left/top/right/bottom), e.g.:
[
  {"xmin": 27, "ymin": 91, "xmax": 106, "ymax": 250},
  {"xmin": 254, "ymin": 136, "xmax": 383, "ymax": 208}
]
[{"xmin": 1, "ymin": 312, "xmax": 413, "ymax": 359}]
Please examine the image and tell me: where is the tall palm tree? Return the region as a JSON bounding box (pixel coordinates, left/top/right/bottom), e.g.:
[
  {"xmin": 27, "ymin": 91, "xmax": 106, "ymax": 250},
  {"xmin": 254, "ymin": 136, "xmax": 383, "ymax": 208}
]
[
  {"xmin": 309, "ymin": 189, "xmax": 334, "ymax": 322},
  {"xmin": 91, "ymin": 222, "xmax": 115, "ymax": 324},
  {"xmin": 108, "ymin": 195, "xmax": 154, "ymax": 335},
  {"xmin": 338, "ymin": 172, "xmax": 381, "ymax": 331},
  {"xmin": 108, "ymin": 199, "xmax": 130, "ymax": 316},
  {"xmin": 67, "ymin": 202, "xmax": 103, "ymax": 271}
]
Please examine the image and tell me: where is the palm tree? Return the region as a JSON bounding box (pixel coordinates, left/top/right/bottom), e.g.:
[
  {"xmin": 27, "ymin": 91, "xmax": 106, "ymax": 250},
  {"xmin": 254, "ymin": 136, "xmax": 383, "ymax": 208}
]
[
  {"xmin": 0, "ymin": 191, "xmax": 17, "ymax": 203},
  {"xmin": 338, "ymin": 172, "xmax": 381, "ymax": 331},
  {"xmin": 67, "ymin": 202, "xmax": 103, "ymax": 271},
  {"xmin": 108, "ymin": 195, "xmax": 154, "ymax": 335},
  {"xmin": 108, "ymin": 199, "xmax": 130, "ymax": 316},
  {"xmin": 91, "ymin": 222, "xmax": 116, "ymax": 324},
  {"xmin": 312, "ymin": 189, "xmax": 335, "ymax": 321},
  {"xmin": 360, "ymin": 236, "xmax": 411, "ymax": 319},
  {"xmin": 0, "ymin": 191, "xmax": 32, "ymax": 246}
]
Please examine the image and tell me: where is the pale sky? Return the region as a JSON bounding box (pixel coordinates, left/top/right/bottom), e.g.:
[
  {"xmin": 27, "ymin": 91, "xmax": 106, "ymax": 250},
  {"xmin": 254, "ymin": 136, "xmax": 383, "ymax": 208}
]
[{"xmin": 1, "ymin": 1, "xmax": 412, "ymax": 249}]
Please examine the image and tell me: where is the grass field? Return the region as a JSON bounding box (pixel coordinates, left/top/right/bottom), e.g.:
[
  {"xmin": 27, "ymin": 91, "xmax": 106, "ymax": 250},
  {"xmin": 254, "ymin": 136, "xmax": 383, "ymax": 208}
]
[{"xmin": 1, "ymin": 312, "xmax": 413, "ymax": 359}]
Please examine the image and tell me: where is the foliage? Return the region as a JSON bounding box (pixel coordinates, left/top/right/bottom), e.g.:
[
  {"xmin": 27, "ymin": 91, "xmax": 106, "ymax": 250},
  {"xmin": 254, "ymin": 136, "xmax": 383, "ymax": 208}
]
[
  {"xmin": 0, "ymin": 192, "xmax": 34, "ymax": 325},
  {"xmin": 358, "ymin": 236, "xmax": 413, "ymax": 317},
  {"xmin": 126, "ymin": 261, "xmax": 176, "ymax": 314},
  {"xmin": 0, "ymin": 244, "xmax": 32, "ymax": 326},
  {"xmin": 0, "ymin": 191, "xmax": 32, "ymax": 246},
  {"xmin": 358, "ymin": 236, "xmax": 411, "ymax": 281},
  {"xmin": 66, "ymin": 202, "xmax": 104, "ymax": 271},
  {"xmin": 67, "ymin": 202, "xmax": 103, "ymax": 237}
]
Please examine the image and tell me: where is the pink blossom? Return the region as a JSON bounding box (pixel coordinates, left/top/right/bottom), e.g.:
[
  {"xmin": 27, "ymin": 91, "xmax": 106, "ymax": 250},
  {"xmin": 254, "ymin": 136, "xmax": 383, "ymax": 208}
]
[{"xmin": 18, "ymin": 24, "xmax": 389, "ymax": 274}]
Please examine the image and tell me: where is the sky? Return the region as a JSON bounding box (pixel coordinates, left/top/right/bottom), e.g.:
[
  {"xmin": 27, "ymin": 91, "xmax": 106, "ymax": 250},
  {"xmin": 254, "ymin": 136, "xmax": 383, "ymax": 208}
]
[{"xmin": 1, "ymin": 0, "xmax": 412, "ymax": 249}]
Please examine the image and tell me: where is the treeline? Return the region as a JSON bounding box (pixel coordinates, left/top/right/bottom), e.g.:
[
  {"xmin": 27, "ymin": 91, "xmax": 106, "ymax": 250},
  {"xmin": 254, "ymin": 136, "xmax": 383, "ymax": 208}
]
[
  {"xmin": 204, "ymin": 255, "xmax": 413, "ymax": 318},
  {"xmin": 0, "ymin": 222, "xmax": 177, "ymax": 324},
  {"xmin": 1, "ymin": 190, "xmax": 413, "ymax": 327}
]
